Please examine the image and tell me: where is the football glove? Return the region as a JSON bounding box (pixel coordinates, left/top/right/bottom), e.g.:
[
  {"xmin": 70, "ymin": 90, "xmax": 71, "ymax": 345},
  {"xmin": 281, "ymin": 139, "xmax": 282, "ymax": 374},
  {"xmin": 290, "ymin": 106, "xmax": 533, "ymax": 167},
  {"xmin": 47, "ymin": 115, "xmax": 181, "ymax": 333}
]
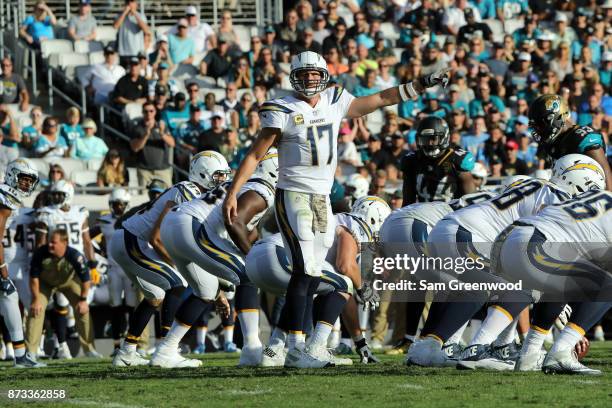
[
  {"xmin": 355, "ymin": 281, "xmax": 380, "ymax": 311},
  {"xmin": 356, "ymin": 343, "xmax": 380, "ymax": 364},
  {"xmin": 0, "ymin": 277, "xmax": 16, "ymax": 296},
  {"xmin": 419, "ymin": 67, "xmax": 451, "ymax": 89},
  {"xmin": 89, "ymin": 268, "xmax": 101, "ymax": 285}
]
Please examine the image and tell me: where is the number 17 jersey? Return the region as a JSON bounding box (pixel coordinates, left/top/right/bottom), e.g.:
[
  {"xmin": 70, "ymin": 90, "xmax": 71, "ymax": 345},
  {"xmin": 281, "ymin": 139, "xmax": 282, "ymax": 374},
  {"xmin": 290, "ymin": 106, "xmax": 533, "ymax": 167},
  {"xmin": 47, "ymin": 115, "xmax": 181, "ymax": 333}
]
[{"xmin": 259, "ymin": 86, "xmax": 355, "ymax": 194}]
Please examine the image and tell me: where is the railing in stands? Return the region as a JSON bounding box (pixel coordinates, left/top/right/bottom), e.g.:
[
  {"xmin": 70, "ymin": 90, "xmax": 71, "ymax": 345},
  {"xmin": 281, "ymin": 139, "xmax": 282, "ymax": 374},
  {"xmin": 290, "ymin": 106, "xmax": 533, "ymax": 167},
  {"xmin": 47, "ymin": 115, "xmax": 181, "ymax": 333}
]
[{"xmin": 47, "ymin": 65, "xmax": 87, "ymax": 114}]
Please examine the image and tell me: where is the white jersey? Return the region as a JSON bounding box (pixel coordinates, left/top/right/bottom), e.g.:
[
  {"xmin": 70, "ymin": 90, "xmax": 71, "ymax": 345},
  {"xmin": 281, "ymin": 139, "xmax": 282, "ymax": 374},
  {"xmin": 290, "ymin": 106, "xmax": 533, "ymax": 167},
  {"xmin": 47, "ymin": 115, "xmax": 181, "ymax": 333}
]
[
  {"xmin": 123, "ymin": 181, "xmax": 201, "ymax": 240},
  {"xmin": 37, "ymin": 205, "xmax": 90, "ymax": 253},
  {"xmin": 325, "ymin": 213, "xmax": 374, "ymax": 265},
  {"xmin": 259, "ymin": 86, "xmax": 355, "ymax": 194},
  {"xmin": 97, "ymin": 212, "xmax": 118, "ymax": 265},
  {"xmin": 519, "ymin": 190, "xmax": 612, "ymax": 244},
  {"xmin": 2, "ymin": 207, "xmax": 35, "ymax": 264},
  {"xmin": 205, "ymin": 179, "xmax": 276, "ymax": 254},
  {"xmin": 175, "ymin": 183, "xmax": 229, "ymax": 222},
  {"xmin": 0, "ymin": 183, "xmax": 23, "ymax": 211},
  {"xmin": 450, "ymin": 179, "xmax": 570, "ymax": 241}
]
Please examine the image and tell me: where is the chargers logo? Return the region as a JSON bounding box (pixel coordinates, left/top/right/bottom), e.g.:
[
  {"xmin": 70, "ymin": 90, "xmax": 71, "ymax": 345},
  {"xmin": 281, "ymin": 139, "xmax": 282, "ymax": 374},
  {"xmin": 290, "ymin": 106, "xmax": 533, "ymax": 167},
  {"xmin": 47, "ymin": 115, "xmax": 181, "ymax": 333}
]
[
  {"xmin": 293, "ymin": 114, "xmax": 304, "ymax": 125},
  {"xmin": 562, "ymin": 163, "xmax": 603, "ymax": 177}
]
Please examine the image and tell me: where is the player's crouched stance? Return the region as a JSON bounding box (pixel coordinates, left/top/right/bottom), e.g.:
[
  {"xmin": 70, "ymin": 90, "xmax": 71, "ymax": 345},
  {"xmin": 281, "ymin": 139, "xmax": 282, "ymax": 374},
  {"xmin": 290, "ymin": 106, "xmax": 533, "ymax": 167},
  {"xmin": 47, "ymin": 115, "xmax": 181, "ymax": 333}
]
[{"xmin": 149, "ymin": 151, "xmax": 279, "ymax": 368}]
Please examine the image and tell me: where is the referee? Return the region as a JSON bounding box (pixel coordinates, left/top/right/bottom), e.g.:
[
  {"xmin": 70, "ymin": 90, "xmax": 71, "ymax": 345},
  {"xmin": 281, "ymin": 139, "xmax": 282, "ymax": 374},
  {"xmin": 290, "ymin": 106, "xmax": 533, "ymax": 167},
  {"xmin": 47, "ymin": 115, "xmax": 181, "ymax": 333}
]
[{"xmin": 25, "ymin": 229, "xmax": 96, "ymax": 356}]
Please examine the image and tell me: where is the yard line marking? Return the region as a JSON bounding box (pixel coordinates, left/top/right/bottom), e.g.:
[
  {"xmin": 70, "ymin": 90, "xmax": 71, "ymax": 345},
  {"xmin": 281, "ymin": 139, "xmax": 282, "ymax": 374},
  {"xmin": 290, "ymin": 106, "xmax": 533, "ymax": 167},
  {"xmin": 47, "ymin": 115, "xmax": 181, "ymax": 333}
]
[
  {"xmin": 225, "ymin": 388, "xmax": 271, "ymax": 396},
  {"xmin": 397, "ymin": 383, "xmax": 425, "ymax": 390},
  {"xmin": 68, "ymin": 398, "xmax": 146, "ymax": 408}
]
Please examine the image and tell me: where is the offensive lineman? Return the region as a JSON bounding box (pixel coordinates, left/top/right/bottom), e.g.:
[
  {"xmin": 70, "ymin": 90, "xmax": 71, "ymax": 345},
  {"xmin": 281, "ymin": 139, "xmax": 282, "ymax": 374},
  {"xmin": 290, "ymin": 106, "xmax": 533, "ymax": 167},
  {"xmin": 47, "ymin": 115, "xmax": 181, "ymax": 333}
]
[
  {"xmin": 0, "ymin": 159, "xmax": 44, "ymax": 368},
  {"xmin": 112, "ymin": 151, "xmax": 231, "ymax": 367},
  {"xmin": 223, "ymin": 50, "xmax": 450, "ymax": 368}
]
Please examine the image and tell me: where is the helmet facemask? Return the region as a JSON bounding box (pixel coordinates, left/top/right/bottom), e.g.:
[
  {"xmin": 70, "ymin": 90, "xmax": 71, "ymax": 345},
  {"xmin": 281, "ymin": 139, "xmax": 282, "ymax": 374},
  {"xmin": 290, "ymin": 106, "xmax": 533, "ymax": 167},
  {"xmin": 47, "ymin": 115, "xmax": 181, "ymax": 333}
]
[
  {"xmin": 50, "ymin": 191, "xmax": 67, "ymax": 208},
  {"xmin": 110, "ymin": 200, "xmax": 128, "ymax": 217},
  {"xmin": 290, "ymin": 68, "xmax": 329, "ymax": 98},
  {"xmin": 210, "ymin": 169, "xmax": 231, "ymax": 187},
  {"xmin": 417, "ymin": 129, "xmax": 449, "ymax": 158},
  {"xmin": 16, "ymin": 173, "xmax": 39, "ymax": 196}
]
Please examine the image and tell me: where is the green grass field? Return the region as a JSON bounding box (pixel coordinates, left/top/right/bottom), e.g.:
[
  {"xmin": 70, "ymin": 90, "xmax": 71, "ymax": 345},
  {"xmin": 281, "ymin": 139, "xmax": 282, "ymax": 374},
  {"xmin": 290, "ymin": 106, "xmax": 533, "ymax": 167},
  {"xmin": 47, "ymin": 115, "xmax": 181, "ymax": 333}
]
[{"xmin": 1, "ymin": 343, "xmax": 611, "ymax": 408}]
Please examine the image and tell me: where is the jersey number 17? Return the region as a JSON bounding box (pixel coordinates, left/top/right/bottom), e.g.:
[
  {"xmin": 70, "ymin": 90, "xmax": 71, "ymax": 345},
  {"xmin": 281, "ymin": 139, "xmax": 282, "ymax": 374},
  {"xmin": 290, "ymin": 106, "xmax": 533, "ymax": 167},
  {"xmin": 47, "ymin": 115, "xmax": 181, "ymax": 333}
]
[{"xmin": 307, "ymin": 124, "xmax": 334, "ymax": 166}]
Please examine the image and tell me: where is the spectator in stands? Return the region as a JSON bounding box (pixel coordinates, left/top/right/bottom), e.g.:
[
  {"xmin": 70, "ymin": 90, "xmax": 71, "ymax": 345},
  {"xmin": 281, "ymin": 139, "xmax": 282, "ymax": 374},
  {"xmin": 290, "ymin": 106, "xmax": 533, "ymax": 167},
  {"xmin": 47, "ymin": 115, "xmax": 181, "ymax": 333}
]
[
  {"xmin": 254, "ymin": 47, "xmax": 283, "ymax": 89},
  {"xmin": 235, "ymin": 92, "xmax": 253, "ymax": 129},
  {"xmin": 421, "ymin": 43, "xmax": 446, "ymax": 76},
  {"xmin": 152, "ymin": 84, "xmax": 169, "ymax": 113},
  {"xmin": 312, "ymin": 13, "xmax": 330, "ymax": 45},
  {"xmin": 73, "ymin": 118, "xmax": 108, "ymax": 161},
  {"xmin": 0, "ymin": 105, "xmax": 20, "ymax": 150},
  {"xmin": 97, "ymin": 149, "xmax": 128, "ymax": 187},
  {"xmin": 504, "ymin": 51, "xmax": 532, "ymax": 95},
  {"xmin": 202, "ymin": 92, "xmax": 223, "ymax": 128},
  {"xmin": 278, "ymin": 9, "xmax": 300, "ymax": 44},
  {"xmin": 461, "ymin": 114, "xmax": 489, "ymax": 162},
  {"xmin": 355, "ymin": 44, "xmax": 378, "ymax": 77},
  {"xmin": 483, "ymin": 125, "xmax": 506, "ymax": 165},
  {"xmin": 59, "ymin": 107, "xmax": 84, "ymax": 151},
  {"xmin": 200, "ymin": 34, "xmax": 233, "ymax": 81},
  {"xmin": 262, "ymin": 25, "xmax": 289, "ymax": 63},
  {"xmin": 502, "ymin": 139, "xmax": 528, "ymax": 176},
  {"xmin": 354, "ymin": 68, "xmax": 380, "ymax": 97},
  {"xmin": 516, "ymin": 133, "xmax": 538, "ymax": 170},
  {"xmin": 497, "ymin": 0, "xmax": 529, "ymax": 23},
  {"xmin": 322, "ymin": 21, "xmax": 348, "ymax": 56},
  {"xmin": 324, "ymin": 0, "xmax": 350, "ymax": 27},
  {"xmin": 68, "ymin": 0, "xmax": 97, "ymax": 42},
  {"xmin": 20, "ymin": 0, "xmax": 57, "ymax": 47},
  {"xmin": 149, "ymin": 35, "xmax": 174, "ymax": 72},
  {"xmin": 339, "ymin": 56, "xmax": 360, "ymax": 94},
  {"xmin": 347, "ymin": 11, "xmax": 369, "ymax": 39},
  {"xmin": 113, "ymin": 0, "xmax": 150, "ymax": 66},
  {"xmin": 368, "ymin": 32, "xmax": 395, "ymax": 64},
  {"xmin": 169, "ymin": 19, "xmax": 195, "ymax": 66},
  {"xmin": 161, "ymin": 92, "xmax": 189, "ymax": 138},
  {"xmin": 324, "ymin": 46, "xmax": 348, "ymax": 79},
  {"xmin": 245, "ymin": 36, "xmax": 263, "ymax": 68},
  {"xmin": 599, "ymin": 51, "xmax": 612, "ymax": 88},
  {"xmin": 220, "ymin": 126, "xmax": 242, "ymax": 166},
  {"xmin": 168, "ymin": 6, "xmax": 216, "ymax": 55},
  {"xmin": 21, "ymin": 106, "xmax": 43, "ymax": 150},
  {"xmin": 0, "ymin": 57, "xmax": 29, "ymax": 111},
  {"xmin": 290, "ymin": 27, "xmax": 322, "ymax": 55},
  {"xmin": 296, "ymin": 0, "xmax": 314, "ymax": 32},
  {"xmin": 88, "ymin": 45, "xmax": 126, "ymax": 106},
  {"xmin": 376, "ymin": 59, "xmax": 398, "ymax": 89},
  {"xmin": 239, "ymin": 109, "xmax": 259, "ymax": 146},
  {"xmin": 148, "ymin": 63, "xmax": 179, "ymax": 100},
  {"xmin": 217, "ymin": 9, "xmax": 240, "ymax": 54},
  {"xmin": 136, "ymin": 52, "xmax": 153, "ymax": 80},
  {"xmin": 47, "ymin": 164, "xmax": 66, "ymax": 185},
  {"xmin": 113, "ymin": 57, "xmax": 148, "ymax": 109},
  {"xmin": 34, "ymin": 117, "xmax": 69, "ymax": 158},
  {"xmin": 177, "ymin": 104, "xmax": 207, "ymax": 156},
  {"xmin": 550, "ymin": 41, "xmax": 574, "ymax": 82},
  {"xmin": 469, "ymin": 83, "xmax": 506, "ymax": 118},
  {"xmin": 199, "ymin": 112, "xmax": 226, "ymax": 152},
  {"xmin": 232, "ymin": 56, "xmax": 253, "ymax": 89},
  {"xmin": 0, "ymin": 123, "xmax": 18, "ymax": 173},
  {"xmin": 130, "ymin": 102, "xmax": 174, "ymax": 186},
  {"xmin": 485, "ymin": 42, "xmax": 510, "ymax": 79},
  {"xmin": 457, "ymin": 8, "xmax": 492, "ymax": 44},
  {"xmin": 443, "ymin": 0, "xmax": 480, "ymax": 36},
  {"xmin": 220, "ymin": 82, "xmax": 239, "ymax": 113}
]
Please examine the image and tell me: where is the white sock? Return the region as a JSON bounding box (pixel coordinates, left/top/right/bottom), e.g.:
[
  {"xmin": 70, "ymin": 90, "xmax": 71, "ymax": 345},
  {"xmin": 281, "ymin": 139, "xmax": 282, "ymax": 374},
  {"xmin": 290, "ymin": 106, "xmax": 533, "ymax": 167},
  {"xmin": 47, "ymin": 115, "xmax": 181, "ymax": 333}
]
[
  {"xmin": 470, "ymin": 306, "xmax": 513, "ymax": 346},
  {"xmin": 238, "ymin": 311, "xmax": 261, "ymax": 347},
  {"xmin": 269, "ymin": 327, "xmax": 287, "ymax": 348},
  {"xmin": 287, "ymin": 332, "xmax": 301, "ymax": 350},
  {"xmin": 329, "ymin": 319, "xmax": 341, "ymax": 348},
  {"xmin": 196, "ymin": 326, "xmax": 207, "ymax": 345},
  {"xmin": 446, "ymin": 320, "xmax": 469, "ymax": 345},
  {"xmin": 297, "ymin": 333, "xmax": 306, "ymax": 349},
  {"xmin": 493, "ymin": 319, "xmax": 518, "ymax": 347},
  {"xmin": 163, "ymin": 321, "xmax": 191, "ymax": 348},
  {"xmin": 521, "ymin": 326, "xmax": 548, "ymax": 356},
  {"xmin": 340, "ymin": 337, "xmax": 353, "ymax": 347},
  {"xmin": 124, "ymin": 340, "xmax": 137, "ymax": 353},
  {"xmin": 308, "ymin": 321, "xmax": 333, "ymax": 348},
  {"xmin": 358, "ymin": 308, "xmax": 369, "ymax": 332},
  {"xmin": 550, "ymin": 324, "xmax": 583, "ymax": 354},
  {"xmin": 53, "ymin": 335, "xmax": 59, "ymax": 349},
  {"xmin": 223, "ymin": 326, "xmax": 234, "ymax": 344}
]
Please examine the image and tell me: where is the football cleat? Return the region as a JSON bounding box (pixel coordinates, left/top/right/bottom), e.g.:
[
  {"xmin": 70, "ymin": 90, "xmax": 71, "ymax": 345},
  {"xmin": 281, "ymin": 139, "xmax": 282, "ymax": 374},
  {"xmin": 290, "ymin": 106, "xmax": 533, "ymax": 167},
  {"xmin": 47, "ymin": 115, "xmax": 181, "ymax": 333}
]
[
  {"xmin": 224, "ymin": 342, "xmax": 240, "ymax": 353},
  {"xmin": 542, "ymin": 348, "xmax": 601, "ymax": 376},
  {"xmin": 112, "ymin": 348, "xmax": 149, "ymax": 367},
  {"xmin": 456, "ymin": 344, "xmax": 515, "ymax": 371},
  {"xmin": 406, "ymin": 338, "xmax": 456, "ymax": 367},
  {"xmin": 14, "ymin": 352, "xmax": 46, "ymax": 368},
  {"xmin": 193, "ymin": 343, "xmax": 206, "ymax": 355},
  {"xmin": 238, "ymin": 344, "xmax": 263, "ymax": 367},
  {"xmin": 54, "ymin": 343, "xmax": 73, "ymax": 360},
  {"xmin": 85, "ymin": 350, "xmax": 104, "ymax": 359},
  {"xmin": 261, "ymin": 344, "xmax": 286, "ymax": 367},
  {"xmin": 385, "ymin": 337, "xmax": 413, "ymax": 355},
  {"xmin": 284, "ymin": 347, "xmax": 334, "ymax": 369},
  {"xmin": 515, "ymin": 350, "xmax": 546, "ymax": 372},
  {"xmin": 150, "ymin": 346, "xmax": 202, "ymax": 368},
  {"xmin": 442, "ymin": 342, "xmax": 463, "ymax": 360}
]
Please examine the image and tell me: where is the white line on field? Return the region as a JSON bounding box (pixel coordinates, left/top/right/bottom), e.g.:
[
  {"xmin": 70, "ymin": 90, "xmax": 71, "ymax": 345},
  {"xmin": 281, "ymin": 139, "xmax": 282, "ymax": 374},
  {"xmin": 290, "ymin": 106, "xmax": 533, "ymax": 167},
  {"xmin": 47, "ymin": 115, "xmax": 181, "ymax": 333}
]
[
  {"xmin": 397, "ymin": 383, "xmax": 424, "ymax": 390},
  {"xmin": 225, "ymin": 388, "xmax": 272, "ymax": 396},
  {"xmin": 67, "ymin": 398, "xmax": 146, "ymax": 408}
]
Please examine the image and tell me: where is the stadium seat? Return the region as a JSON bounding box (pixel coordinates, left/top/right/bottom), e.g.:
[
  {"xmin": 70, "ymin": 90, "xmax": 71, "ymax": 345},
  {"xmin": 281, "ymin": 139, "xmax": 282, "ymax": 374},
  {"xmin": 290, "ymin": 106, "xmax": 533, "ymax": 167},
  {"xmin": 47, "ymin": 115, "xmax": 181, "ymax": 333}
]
[
  {"xmin": 28, "ymin": 158, "xmax": 51, "ymax": 178},
  {"xmin": 484, "ymin": 19, "xmax": 504, "ymax": 43},
  {"xmin": 89, "ymin": 52, "xmax": 105, "ymax": 65},
  {"xmin": 71, "ymin": 169, "xmax": 98, "ymax": 186},
  {"xmin": 188, "ymin": 76, "xmax": 218, "ymax": 89},
  {"xmin": 87, "ymin": 158, "xmax": 104, "ymax": 171},
  {"xmin": 393, "ymin": 47, "xmax": 403, "ymax": 61},
  {"xmin": 40, "ymin": 39, "xmax": 73, "ymax": 60},
  {"xmin": 44, "ymin": 158, "xmax": 86, "ymax": 177},
  {"xmin": 380, "ymin": 22, "xmax": 400, "ymax": 42},
  {"xmin": 58, "ymin": 53, "xmax": 90, "ymax": 81},
  {"xmin": 234, "ymin": 25, "xmax": 252, "ymax": 52},
  {"xmin": 75, "ymin": 65, "xmax": 94, "ymax": 86},
  {"xmin": 127, "ymin": 167, "xmax": 139, "ymax": 188},
  {"xmin": 74, "ymin": 40, "xmax": 105, "ymax": 54},
  {"xmin": 171, "ymin": 63, "xmax": 199, "ymax": 79},
  {"xmin": 269, "ymin": 88, "xmax": 293, "ymax": 99},
  {"xmin": 124, "ymin": 102, "xmax": 144, "ymax": 121},
  {"xmin": 504, "ymin": 18, "xmax": 524, "ymax": 34},
  {"xmin": 96, "ymin": 26, "xmax": 118, "ymax": 44}
]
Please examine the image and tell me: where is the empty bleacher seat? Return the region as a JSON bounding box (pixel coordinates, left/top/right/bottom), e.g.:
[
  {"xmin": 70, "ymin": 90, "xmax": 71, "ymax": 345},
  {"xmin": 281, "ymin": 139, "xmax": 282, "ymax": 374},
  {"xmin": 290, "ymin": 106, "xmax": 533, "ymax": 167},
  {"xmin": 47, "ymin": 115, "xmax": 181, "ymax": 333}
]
[
  {"xmin": 155, "ymin": 26, "xmax": 175, "ymax": 40},
  {"xmin": 89, "ymin": 52, "xmax": 105, "ymax": 65},
  {"xmin": 28, "ymin": 158, "xmax": 51, "ymax": 179},
  {"xmin": 74, "ymin": 40, "xmax": 105, "ymax": 54},
  {"xmin": 40, "ymin": 39, "xmax": 73, "ymax": 59},
  {"xmin": 87, "ymin": 158, "xmax": 104, "ymax": 171},
  {"xmin": 504, "ymin": 18, "xmax": 524, "ymax": 35},
  {"xmin": 58, "ymin": 53, "xmax": 90, "ymax": 80},
  {"xmin": 71, "ymin": 170, "xmax": 98, "ymax": 186},
  {"xmin": 234, "ymin": 25, "xmax": 252, "ymax": 52},
  {"xmin": 365, "ymin": 109, "xmax": 384, "ymax": 135},
  {"xmin": 124, "ymin": 102, "xmax": 144, "ymax": 121},
  {"xmin": 95, "ymin": 26, "xmax": 118, "ymax": 44},
  {"xmin": 187, "ymin": 76, "xmax": 218, "ymax": 89},
  {"xmin": 43, "ymin": 158, "xmax": 86, "ymax": 177}
]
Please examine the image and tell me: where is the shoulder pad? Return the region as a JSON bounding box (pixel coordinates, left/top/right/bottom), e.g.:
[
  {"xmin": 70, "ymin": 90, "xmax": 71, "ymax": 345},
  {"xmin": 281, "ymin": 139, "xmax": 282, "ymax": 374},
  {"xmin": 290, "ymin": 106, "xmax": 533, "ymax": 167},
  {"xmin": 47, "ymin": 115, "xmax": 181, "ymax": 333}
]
[
  {"xmin": 259, "ymin": 100, "xmax": 294, "ymax": 114},
  {"xmin": 174, "ymin": 181, "xmax": 200, "ymax": 202},
  {"xmin": 453, "ymin": 149, "xmax": 475, "ymax": 172},
  {"xmin": 0, "ymin": 184, "xmax": 21, "ymax": 210}
]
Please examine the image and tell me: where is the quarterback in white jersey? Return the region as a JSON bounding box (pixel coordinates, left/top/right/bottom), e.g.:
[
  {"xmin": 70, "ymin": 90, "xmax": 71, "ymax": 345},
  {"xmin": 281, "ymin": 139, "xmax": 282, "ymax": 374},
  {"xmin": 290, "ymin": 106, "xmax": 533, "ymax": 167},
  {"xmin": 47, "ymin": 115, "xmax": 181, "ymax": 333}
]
[
  {"xmin": 111, "ymin": 151, "xmax": 231, "ymax": 368},
  {"xmin": 150, "ymin": 151, "xmax": 278, "ymax": 369},
  {"xmin": 3, "ymin": 207, "xmax": 35, "ymax": 308},
  {"xmin": 223, "ymin": 50, "xmax": 450, "ymax": 368},
  {"xmin": 0, "ymin": 159, "xmax": 45, "ymax": 368}
]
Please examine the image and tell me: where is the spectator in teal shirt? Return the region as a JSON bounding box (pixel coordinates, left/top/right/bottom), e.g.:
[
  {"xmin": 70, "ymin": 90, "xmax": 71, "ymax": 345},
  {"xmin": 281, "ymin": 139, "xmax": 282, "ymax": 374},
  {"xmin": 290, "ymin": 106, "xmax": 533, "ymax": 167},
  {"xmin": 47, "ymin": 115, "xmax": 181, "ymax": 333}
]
[
  {"xmin": 19, "ymin": 1, "xmax": 57, "ymax": 47},
  {"xmin": 470, "ymin": 0, "xmax": 496, "ymax": 19},
  {"xmin": 161, "ymin": 92, "xmax": 190, "ymax": 138},
  {"xmin": 168, "ymin": 19, "xmax": 195, "ymax": 65},
  {"xmin": 73, "ymin": 119, "xmax": 108, "ymax": 160},
  {"xmin": 469, "ymin": 83, "xmax": 505, "ymax": 118},
  {"xmin": 21, "ymin": 106, "xmax": 44, "ymax": 151},
  {"xmin": 60, "ymin": 107, "xmax": 84, "ymax": 148},
  {"xmin": 599, "ymin": 51, "xmax": 612, "ymax": 88},
  {"xmin": 354, "ymin": 69, "xmax": 380, "ymax": 97}
]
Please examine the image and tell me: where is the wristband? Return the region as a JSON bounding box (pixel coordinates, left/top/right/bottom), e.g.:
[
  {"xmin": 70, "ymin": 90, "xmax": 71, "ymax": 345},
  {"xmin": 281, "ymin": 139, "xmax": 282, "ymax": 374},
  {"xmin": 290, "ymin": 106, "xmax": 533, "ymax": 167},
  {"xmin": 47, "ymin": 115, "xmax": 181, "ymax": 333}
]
[
  {"xmin": 87, "ymin": 260, "xmax": 98, "ymax": 269},
  {"xmin": 0, "ymin": 263, "xmax": 6, "ymax": 269},
  {"xmin": 398, "ymin": 84, "xmax": 410, "ymax": 102},
  {"xmin": 78, "ymin": 296, "xmax": 87, "ymax": 301},
  {"xmin": 406, "ymin": 81, "xmax": 418, "ymax": 99}
]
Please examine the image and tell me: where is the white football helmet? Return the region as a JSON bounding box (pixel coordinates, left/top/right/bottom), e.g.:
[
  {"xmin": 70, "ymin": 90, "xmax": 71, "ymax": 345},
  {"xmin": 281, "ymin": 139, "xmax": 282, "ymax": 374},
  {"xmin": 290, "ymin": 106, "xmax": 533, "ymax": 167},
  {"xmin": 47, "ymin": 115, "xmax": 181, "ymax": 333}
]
[
  {"xmin": 550, "ymin": 154, "xmax": 606, "ymax": 196},
  {"xmin": 189, "ymin": 150, "xmax": 231, "ymax": 190},
  {"xmin": 109, "ymin": 188, "xmax": 131, "ymax": 216},
  {"xmin": 289, "ymin": 51, "xmax": 330, "ymax": 98},
  {"xmin": 4, "ymin": 158, "xmax": 39, "ymax": 199},
  {"xmin": 253, "ymin": 148, "xmax": 279, "ymax": 187},
  {"xmin": 534, "ymin": 169, "xmax": 552, "ymax": 181},
  {"xmin": 351, "ymin": 196, "xmax": 392, "ymax": 238},
  {"xmin": 500, "ymin": 174, "xmax": 532, "ymax": 192},
  {"xmin": 49, "ymin": 180, "xmax": 74, "ymax": 209},
  {"xmin": 471, "ymin": 162, "xmax": 488, "ymax": 187},
  {"xmin": 345, "ymin": 174, "xmax": 369, "ymax": 201}
]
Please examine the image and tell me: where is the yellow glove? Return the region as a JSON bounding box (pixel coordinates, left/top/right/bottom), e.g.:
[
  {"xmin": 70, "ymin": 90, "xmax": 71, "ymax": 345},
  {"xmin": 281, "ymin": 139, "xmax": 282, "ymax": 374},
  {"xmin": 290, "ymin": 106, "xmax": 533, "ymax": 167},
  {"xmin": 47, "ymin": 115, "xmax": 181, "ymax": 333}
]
[{"xmin": 90, "ymin": 268, "xmax": 101, "ymax": 285}]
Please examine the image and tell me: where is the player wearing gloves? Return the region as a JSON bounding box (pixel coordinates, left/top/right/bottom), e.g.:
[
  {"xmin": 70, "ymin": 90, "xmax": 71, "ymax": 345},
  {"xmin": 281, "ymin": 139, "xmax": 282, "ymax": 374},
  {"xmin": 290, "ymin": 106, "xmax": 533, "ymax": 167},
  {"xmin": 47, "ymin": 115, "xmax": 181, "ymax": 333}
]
[
  {"xmin": 223, "ymin": 50, "xmax": 450, "ymax": 369},
  {"xmin": 0, "ymin": 159, "xmax": 43, "ymax": 368}
]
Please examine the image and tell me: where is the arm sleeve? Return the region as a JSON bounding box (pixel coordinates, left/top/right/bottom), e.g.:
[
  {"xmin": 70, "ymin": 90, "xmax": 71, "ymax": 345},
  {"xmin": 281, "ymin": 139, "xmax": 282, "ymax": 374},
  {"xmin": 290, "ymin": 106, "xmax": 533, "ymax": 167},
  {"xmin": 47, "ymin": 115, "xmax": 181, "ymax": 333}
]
[{"xmin": 66, "ymin": 247, "xmax": 90, "ymax": 282}]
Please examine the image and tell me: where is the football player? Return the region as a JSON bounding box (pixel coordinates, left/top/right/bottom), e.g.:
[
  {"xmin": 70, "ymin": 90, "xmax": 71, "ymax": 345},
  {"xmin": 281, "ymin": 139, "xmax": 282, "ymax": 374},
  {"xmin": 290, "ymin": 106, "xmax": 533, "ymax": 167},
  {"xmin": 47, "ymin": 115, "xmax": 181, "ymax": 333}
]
[
  {"xmin": 223, "ymin": 50, "xmax": 450, "ymax": 368},
  {"xmin": 150, "ymin": 150, "xmax": 278, "ymax": 368},
  {"xmin": 111, "ymin": 151, "xmax": 231, "ymax": 367},
  {"xmin": 0, "ymin": 159, "xmax": 44, "ymax": 367},
  {"xmin": 96, "ymin": 188, "xmax": 135, "ymax": 355},
  {"xmin": 35, "ymin": 180, "xmax": 101, "ymax": 359},
  {"xmin": 407, "ymin": 154, "xmax": 603, "ymax": 369},
  {"xmin": 247, "ymin": 196, "xmax": 390, "ymax": 367},
  {"xmin": 530, "ymin": 94, "xmax": 612, "ymax": 190},
  {"xmin": 467, "ymin": 155, "xmax": 608, "ymax": 374}
]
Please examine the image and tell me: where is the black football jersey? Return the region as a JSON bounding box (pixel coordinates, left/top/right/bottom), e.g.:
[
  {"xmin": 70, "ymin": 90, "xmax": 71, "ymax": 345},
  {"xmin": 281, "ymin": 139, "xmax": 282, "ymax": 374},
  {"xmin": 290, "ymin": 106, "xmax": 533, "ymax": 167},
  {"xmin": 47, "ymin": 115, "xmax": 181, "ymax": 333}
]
[{"xmin": 536, "ymin": 125, "xmax": 605, "ymax": 166}]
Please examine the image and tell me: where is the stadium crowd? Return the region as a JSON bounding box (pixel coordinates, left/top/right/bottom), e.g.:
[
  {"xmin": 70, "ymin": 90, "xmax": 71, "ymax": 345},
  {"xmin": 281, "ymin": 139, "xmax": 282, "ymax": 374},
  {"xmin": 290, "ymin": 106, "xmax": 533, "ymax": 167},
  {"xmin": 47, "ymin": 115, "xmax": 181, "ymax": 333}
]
[{"xmin": 0, "ymin": 0, "xmax": 610, "ymax": 361}]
